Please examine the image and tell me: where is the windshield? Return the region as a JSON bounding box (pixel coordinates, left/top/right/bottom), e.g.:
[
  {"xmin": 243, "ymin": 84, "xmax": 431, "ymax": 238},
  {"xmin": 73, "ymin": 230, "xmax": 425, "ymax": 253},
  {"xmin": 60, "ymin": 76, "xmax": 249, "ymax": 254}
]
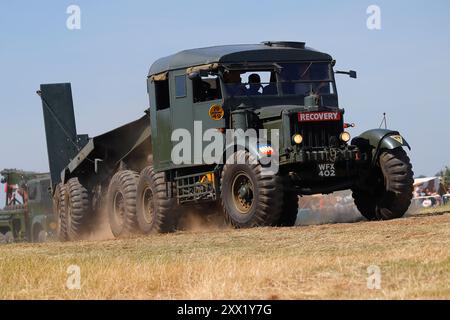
[
  {"xmin": 222, "ymin": 62, "xmax": 334, "ymax": 98},
  {"xmin": 279, "ymin": 62, "xmax": 333, "ymax": 95}
]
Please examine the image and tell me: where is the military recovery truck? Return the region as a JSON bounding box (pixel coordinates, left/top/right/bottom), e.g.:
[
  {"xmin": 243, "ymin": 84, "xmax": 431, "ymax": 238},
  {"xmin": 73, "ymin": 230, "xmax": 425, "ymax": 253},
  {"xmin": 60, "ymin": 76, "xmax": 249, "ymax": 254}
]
[
  {"xmin": 39, "ymin": 41, "xmax": 414, "ymax": 240},
  {"xmin": 0, "ymin": 169, "xmax": 56, "ymax": 243}
]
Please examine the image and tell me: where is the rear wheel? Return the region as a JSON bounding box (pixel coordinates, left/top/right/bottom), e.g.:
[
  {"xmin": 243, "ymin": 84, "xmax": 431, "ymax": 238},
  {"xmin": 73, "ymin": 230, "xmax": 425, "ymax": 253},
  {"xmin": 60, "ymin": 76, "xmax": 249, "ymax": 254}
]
[
  {"xmin": 136, "ymin": 166, "xmax": 179, "ymax": 234},
  {"xmin": 64, "ymin": 178, "xmax": 90, "ymax": 240},
  {"xmin": 353, "ymin": 148, "xmax": 414, "ymax": 220},
  {"xmin": 220, "ymin": 150, "xmax": 283, "ymax": 228},
  {"xmin": 107, "ymin": 170, "xmax": 140, "ymax": 237},
  {"xmin": 53, "ymin": 183, "xmax": 68, "ymax": 241}
]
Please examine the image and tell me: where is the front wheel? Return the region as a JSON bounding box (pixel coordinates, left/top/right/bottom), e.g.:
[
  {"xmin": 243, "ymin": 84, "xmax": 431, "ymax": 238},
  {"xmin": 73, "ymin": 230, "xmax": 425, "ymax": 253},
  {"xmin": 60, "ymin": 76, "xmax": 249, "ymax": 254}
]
[
  {"xmin": 220, "ymin": 150, "xmax": 283, "ymax": 228},
  {"xmin": 274, "ymin": 178, "xmax": 299, "ymax": 227},
  {"xmin": 353, "ymin": 148, "xmax": 414, "ymax": 220}
]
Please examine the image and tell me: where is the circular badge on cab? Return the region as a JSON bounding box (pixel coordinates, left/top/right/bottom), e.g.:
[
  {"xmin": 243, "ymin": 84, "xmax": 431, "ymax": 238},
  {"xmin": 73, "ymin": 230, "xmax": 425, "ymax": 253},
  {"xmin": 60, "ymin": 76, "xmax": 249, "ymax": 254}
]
[{"xmin": 209, "ymin": 104, "xmax": 224, "ymax": 121}]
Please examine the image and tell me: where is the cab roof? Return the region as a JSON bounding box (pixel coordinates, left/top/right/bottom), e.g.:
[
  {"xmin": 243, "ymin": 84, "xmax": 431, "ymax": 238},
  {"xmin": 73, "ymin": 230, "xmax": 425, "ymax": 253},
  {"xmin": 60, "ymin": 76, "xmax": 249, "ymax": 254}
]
[{"xmin": 148, "ymin": 41, "xmax": 332, "ymax": 77}]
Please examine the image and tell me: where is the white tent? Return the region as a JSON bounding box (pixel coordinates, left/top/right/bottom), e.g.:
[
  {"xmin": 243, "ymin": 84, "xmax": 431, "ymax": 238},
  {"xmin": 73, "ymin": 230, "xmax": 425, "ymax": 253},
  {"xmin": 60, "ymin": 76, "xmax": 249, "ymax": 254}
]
[{"xmin": 413, "ymin": 177, "xmax": 442, "ymax": 196}]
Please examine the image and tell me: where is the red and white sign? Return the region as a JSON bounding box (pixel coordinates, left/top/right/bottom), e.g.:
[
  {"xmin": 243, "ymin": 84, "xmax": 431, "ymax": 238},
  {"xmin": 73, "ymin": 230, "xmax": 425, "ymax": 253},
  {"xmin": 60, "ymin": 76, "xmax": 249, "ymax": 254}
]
[{"xmin": 298, "ymin": 112, "xmax": 341, "ymax": 122}]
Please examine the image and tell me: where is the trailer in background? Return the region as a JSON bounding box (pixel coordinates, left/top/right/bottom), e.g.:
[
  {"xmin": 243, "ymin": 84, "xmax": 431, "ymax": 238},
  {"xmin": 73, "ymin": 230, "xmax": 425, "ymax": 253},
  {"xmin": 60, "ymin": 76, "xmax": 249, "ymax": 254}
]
[{"xmin": 0, "ymin": 169, "xmax": 56, "ymax": 243}]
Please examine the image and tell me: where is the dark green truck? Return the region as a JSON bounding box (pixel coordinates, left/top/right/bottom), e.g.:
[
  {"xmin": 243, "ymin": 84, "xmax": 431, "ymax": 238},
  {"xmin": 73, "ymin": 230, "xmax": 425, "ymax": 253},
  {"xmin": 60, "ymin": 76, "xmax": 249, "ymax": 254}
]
[
  {"xmin": 38, "ymin": 41, "xmax": 414, "ymax": 241},
  {"xmin": 0, "ymin": 169, "xmax": 56, "ymax": 243}
]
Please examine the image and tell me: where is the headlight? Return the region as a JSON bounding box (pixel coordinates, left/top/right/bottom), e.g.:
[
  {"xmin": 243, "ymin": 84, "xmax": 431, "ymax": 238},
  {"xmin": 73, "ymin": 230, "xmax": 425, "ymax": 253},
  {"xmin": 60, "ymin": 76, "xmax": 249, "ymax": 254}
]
[
  {"xmin": 293, "ymin": 134, "xmax": 303, "ymax": 144},
  {"xmin": 340, "ymin": 131, "xmax": 351, "ymax": 142}
]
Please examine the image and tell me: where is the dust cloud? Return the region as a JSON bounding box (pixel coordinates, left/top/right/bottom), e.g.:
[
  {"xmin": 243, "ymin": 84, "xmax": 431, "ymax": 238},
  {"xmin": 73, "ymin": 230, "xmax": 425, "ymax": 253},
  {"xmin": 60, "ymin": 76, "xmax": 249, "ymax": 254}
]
[
  {"xmin": 80, "ymin": 190, "xmax": 390, "ymax": 238},
  {"xmin": 296, "ymin": 191, "xmax": 364, "ymax": 225},
  {"xmin": 177, "ymin": 204, "xmax": 231, "ymax": 232},
  {"xmin": 82, "ymin": 206, "xmax": 115, "ymax": 241}
]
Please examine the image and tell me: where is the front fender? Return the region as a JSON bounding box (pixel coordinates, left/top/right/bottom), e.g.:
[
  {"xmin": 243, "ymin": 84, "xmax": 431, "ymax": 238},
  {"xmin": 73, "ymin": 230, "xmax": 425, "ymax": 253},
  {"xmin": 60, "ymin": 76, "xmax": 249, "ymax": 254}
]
[
  {"xmin": 223, "ymin": 142, "xmax": 264, "ymax": 164},
  {"xmin": 222, "ymin": 129, "xmax": 276, "ymax": 163},
  {"xmin": 352, "ymin": 129, "xmax": 411, "ymax": 165}
]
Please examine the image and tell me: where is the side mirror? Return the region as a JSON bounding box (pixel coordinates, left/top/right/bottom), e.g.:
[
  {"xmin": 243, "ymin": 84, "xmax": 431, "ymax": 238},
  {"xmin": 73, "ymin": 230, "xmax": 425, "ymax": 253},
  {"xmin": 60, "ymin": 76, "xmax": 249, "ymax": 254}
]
[{"xmin": 335, "ymin": 70, "xmax": 358, "ymax": 79}]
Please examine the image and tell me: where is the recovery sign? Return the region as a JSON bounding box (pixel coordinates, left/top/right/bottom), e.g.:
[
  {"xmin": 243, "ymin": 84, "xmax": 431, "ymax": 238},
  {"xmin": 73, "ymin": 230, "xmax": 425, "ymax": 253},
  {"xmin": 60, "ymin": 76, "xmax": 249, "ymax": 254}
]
[{"xmin": 298, "ymin": 111, "xmax": 341, "ymax": 122}]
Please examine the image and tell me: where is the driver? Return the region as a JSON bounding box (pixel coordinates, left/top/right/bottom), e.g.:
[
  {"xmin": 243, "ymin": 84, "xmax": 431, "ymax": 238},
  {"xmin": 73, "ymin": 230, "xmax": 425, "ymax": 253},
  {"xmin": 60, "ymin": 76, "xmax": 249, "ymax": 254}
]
[
  {"xmin": 247, "ymin": 73, "xmax": 262, "ymax": 95},
  {"xmin": 294, "ymin": 63, "xmax": 312, "ymax": 95},
  {"xmin": 223, "ymin": 71, "xmax": 246, "ymax": 96}
]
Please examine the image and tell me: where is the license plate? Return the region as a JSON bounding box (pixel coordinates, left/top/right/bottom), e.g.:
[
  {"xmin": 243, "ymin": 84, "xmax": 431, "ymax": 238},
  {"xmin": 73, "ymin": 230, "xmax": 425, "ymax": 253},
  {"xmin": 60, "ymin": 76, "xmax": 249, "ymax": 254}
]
[{"xmin": 318, "ymin": 163, "xmax": 336, "ymax": 177}]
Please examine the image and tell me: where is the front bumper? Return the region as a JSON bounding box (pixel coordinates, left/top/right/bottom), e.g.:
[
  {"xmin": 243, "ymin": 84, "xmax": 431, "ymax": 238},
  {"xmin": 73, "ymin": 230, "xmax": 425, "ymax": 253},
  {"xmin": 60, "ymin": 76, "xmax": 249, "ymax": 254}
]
[
  {"xmin": 294, "ymin": 145, "xmax": 367, "ymax": 163},
  {"xmin": 280, "ymin": 145, "xmax": 371, "ymax": 194},
  {"xmin": 282, "ymin": 145, "xmax": 369, "ymax": 164}
]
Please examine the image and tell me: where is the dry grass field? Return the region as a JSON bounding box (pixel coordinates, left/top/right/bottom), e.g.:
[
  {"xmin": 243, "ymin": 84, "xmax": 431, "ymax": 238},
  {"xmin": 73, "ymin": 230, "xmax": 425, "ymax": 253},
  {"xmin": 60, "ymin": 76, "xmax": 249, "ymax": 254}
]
[{"xmin": 0, "ymin": 207, "xmax": 449, "ymax": 300}]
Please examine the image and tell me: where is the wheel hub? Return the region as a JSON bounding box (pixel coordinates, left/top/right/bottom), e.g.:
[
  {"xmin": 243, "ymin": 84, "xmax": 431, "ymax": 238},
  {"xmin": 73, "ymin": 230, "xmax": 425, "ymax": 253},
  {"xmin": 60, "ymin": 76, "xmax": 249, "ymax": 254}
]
[
  {"xmin": 113, "ymin": 193, "xmax": 125, "ymax": 225},
  {"xmin": 232, "ymin": 172, "xmax": 254, "ymax": 214},
  {"xmin": 142, "ymin": 187, "xmax": 155, "ymax": 225}
]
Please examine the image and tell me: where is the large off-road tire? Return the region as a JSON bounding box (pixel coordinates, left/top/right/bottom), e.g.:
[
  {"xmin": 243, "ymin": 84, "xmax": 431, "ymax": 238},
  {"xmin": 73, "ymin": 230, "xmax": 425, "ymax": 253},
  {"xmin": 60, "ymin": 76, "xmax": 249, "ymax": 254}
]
[
  {"xmin": 220, "ymin": 150, "xmax": 283, "ymax": 228},
  {"xmin": 352, "ymin": 189, "xmax": 376, "ymax": 220},
  {"xmin": 53, "ymin": 183, "xmax": 68, "ymax": 241},
  {"xmin": 276, "ymin": 189, "xmax": 299, "ymax": 227},
  {"xmin": 136, "ymin": 166, "xmax": 179, "ymax": 234},
  {"xmin": 353, "ymin": 148, "xmax": 414, "ymax": 220},
  {"xmin": 64, "ymin": 178, "xmax": 90, "ymax": 241},
  {"xmin": 107, "ymin": 170, "xmax": 140, "ymax": 237}
]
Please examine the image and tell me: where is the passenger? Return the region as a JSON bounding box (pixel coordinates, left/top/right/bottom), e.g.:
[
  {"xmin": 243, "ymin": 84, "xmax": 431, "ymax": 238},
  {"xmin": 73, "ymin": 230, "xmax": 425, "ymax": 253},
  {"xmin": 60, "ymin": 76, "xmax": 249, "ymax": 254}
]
[{"xmin": 247, "ymin": 74, "xmax": 262, "ymax": 95}]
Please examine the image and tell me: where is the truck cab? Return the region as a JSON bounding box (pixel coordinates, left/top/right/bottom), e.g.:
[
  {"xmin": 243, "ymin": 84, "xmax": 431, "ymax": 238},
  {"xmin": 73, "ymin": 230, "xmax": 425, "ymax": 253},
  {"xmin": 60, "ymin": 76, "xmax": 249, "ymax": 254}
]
[{"xmin": 147, "ymin": 42, "xmax": 341, "ymax": 173}]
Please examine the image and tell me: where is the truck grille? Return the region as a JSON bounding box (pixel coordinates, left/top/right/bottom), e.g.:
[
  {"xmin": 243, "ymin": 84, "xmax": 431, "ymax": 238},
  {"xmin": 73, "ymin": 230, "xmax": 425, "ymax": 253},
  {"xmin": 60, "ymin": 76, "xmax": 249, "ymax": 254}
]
[{"xmin": 291, "ymin": 114, "xmax": 343, "ymax": 148}]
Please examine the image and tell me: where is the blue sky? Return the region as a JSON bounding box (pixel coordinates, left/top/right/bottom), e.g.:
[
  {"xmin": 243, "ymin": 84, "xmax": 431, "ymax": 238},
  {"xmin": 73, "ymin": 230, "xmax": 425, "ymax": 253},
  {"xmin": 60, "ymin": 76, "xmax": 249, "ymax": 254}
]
[{"xmin": 1, "ymin": 0, "xmax": 449, "ymax": 204}]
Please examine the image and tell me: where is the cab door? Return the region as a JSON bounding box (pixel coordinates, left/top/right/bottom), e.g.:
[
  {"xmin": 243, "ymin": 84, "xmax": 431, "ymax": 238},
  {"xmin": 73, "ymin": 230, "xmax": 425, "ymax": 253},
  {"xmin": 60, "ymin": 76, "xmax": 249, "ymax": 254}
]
[
  {"xmin": 190, "ymin": 74, "xmax": 225, "ymax": 165},
  {"xmin": 148, "ymin": 75, "xmax": 173, "ymax": 171},
  {"xmin": 170, "ymin": 70, "xmax": 194, "ymax": 164}
]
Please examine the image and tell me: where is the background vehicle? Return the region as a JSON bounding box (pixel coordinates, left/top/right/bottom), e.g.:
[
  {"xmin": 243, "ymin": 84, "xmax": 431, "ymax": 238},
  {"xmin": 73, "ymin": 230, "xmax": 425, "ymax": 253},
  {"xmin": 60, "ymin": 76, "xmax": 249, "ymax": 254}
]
[
  {"xmin": 39, "ymin": 41, "xmax": 414, "ymax": 240},
  {"xmin": 0, "ymin": 169, "xmax": 56, "ymax": 243}
]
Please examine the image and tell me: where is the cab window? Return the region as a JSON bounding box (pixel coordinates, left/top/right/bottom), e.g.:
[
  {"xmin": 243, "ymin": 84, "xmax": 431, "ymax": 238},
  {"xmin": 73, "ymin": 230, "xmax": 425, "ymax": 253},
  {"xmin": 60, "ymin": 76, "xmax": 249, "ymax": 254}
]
[
  {"xmin": 155, "ymin": 79, "xmax": 170, "ymax": 110},
  {"xmin": 175, "ymin": 75, "xmax": 186, "ymax": 98},
  {"xmin": 193, "ymin": 75, "xmax": 222, "ymax": 103}
]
